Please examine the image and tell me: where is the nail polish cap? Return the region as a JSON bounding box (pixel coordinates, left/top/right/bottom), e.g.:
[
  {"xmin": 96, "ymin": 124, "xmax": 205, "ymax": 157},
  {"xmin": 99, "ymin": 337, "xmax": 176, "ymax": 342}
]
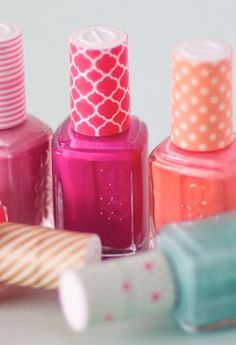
[
  {"xmin": 171, "ymin": 39, "xmax": 233, "ymax": 152},
  {"xmin": 69, "ymin": 26, "xmax": 130, "ymax": 136},
  {"xmin": 0, "ymin": 23, "xmax": 27, "ymax": 129},
  {"xmin": 59, "ymin": 251, "xmax": 176, "ymax": 331},
  {"xmin": 0, "ymin": 201, "xmax": 7, "ymax": 222}
]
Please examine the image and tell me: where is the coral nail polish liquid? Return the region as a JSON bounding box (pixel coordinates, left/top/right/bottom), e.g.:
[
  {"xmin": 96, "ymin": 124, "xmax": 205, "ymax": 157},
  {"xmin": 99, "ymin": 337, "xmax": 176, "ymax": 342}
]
[
  {"xmin": 149, "ymin": 39, "xmax": 236, "ymax": 233},
  {"xmin": 0, "ymin": 23, "xmax": 53, "ymax": 226},
  {"xmin": 52, "ymin": 26, "xmax": 148, "ymax": 256}
]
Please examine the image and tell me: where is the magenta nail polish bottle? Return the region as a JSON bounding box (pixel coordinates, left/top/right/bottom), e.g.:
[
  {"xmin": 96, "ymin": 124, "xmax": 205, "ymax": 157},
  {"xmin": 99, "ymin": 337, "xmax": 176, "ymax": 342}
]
[
  {"xmin": 52, "ymin": 26, "xmax": 148, "ymax": 256},
  {"xmin": 0, "ymin": 23, "xmax": 53, "ymax": 226}
]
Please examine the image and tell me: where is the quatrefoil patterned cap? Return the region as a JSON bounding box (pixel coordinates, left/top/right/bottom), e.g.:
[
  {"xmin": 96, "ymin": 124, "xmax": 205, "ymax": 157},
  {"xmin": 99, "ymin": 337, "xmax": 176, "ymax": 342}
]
[
  {"xmin": 171, "ymin": 39, "xmax": 233, "ymax": 152},
  {"xmin": 69, "ymin": 26, "xmax": 131, "ymax": 136}
]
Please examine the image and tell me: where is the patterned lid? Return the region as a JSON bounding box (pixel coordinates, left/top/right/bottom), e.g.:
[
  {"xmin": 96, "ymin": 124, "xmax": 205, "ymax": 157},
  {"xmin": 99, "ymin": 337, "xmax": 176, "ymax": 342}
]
[
  {"xmin": 171, "ymin": 39, "xmax": 233, "ymax": 152},
  {"xmin": 69, "ymin": 26, "xmax": 130, "ymax": 136},
  {"xmin": 0, "ymin": 23, "xmax": 26, "ymax": 128}
]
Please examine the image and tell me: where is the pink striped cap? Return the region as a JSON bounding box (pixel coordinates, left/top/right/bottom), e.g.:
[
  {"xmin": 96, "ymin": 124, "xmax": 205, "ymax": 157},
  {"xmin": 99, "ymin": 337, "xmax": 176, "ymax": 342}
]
[
  {"xmin": 0, "ymin": 23, "xmax": 27, "ymax": 129},
  {"xmin": 69, "ymin": 26, "xmax": 130, "ymax": 136}
]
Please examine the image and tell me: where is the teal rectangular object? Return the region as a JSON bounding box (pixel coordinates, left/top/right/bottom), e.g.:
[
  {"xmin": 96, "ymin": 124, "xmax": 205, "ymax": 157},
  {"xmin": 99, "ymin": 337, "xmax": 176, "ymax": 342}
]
[{"xmin": 158, "ymin": 212, "xmax": 236, "ymax": 330}]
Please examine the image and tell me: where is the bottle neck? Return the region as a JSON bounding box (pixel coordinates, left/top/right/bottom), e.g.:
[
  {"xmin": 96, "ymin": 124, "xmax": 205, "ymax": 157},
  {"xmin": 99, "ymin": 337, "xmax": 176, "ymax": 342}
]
[{"xmin": 70, "ymin": 112, "xmax": 131, "ymax": 137}]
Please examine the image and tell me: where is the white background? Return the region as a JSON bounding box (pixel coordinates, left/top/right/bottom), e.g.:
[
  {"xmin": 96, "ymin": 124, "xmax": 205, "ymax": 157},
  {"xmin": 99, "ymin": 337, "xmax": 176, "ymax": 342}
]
[
  {"xmin": 2, "ymin": 1, "xmax": 236, "ymax": 344},
  {"xmin": 2, "ymin": 0, "xmax": 236, "ymax": 150}
]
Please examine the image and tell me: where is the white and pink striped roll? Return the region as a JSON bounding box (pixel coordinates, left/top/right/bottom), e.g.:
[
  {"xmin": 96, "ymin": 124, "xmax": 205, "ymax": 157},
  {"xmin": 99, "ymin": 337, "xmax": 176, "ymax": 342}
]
[
  {"xmin": 0, "ymin": 22, "xmax": 26, "ymax": 128},
  {"xmin": 0, "ymin": 223, "xmax": 101, "ymax": 289}
]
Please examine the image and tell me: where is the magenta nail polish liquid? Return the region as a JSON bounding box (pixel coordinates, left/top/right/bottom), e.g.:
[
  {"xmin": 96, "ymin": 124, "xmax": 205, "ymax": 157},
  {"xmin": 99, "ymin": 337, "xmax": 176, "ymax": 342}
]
[
  {"xmin": 52, "ymin": 26, "xmax": 149, "ymax": 256},
  {"xmin": 0, "ymin": 23, "xmax": 53, "ymax": 226}
]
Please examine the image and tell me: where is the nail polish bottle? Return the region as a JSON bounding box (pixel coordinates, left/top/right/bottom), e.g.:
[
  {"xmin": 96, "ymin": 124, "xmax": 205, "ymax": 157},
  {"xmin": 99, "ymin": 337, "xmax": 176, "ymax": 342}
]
[
  {"xmin": 59, "ymin": 212, "xmax": 236, "ymax": 333},
  {"xmin": 0, "ymin": 23, "xmax": 53, "ymax": 226},
  {"xmin": 149, "ymin": 39, "xmax": 236, "ymax": 233},
  {"xmin": 52, "ymin": 26, "xmax": 148, "ymax": 256}
]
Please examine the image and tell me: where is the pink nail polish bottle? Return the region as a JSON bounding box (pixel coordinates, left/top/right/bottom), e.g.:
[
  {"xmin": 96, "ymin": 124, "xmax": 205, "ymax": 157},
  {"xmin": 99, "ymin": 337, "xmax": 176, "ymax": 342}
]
[
  {"xmin": 0, "ymin": 23, "xmax": 53, "ymax": 226},
  {"xmin": 52, "ymin": 26, "xmax": 148, "ymax": 256},
  {"xmin": 149, "ymin": 39, "xmax": 236, "ymax": 233}
]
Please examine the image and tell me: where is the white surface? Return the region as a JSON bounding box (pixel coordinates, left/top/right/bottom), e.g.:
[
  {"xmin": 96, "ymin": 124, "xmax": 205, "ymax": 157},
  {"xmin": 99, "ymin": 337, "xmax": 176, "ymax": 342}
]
[{"xmin": 2, "ymin": 285, "xmax": 236, "ymax": 345}]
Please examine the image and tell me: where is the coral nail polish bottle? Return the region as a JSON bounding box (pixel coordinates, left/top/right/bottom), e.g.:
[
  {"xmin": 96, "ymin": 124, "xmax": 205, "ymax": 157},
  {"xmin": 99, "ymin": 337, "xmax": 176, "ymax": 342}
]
[
  {"xmin": 0, "ymin": 23, "xmax": 53, "ymax": 226},
  {"xmin": 149, "ymin": 39, "xmax": 236, "ymax": 233},
  {"xmin": 52, "ymin": 26, "xmax": 148, "ymax": 256}
]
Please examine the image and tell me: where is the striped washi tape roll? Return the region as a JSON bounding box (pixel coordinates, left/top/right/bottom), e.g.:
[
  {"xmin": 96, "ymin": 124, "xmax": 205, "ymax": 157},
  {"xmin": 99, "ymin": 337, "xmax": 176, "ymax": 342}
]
[{"xmin": 0, "ymin": 223, "xmax": 101, "ymax": 289}]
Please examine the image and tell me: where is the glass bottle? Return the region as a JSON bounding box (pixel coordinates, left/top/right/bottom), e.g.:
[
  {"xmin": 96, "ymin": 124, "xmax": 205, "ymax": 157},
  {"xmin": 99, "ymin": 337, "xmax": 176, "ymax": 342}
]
[
  {"xmin": 0, "ymin": 22, "xmax": 52, "ymax": 226},
  {"xmin": 149, "ymin": 39, "xmax": 236, "ymax": 233},
  {"xmin": 52, "ymin": 26, "xmax": 148, "ymax": 256}
]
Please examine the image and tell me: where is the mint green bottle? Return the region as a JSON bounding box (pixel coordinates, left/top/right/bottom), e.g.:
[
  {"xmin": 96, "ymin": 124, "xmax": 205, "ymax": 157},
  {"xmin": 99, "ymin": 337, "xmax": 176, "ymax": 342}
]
[
  {"xmin": 159, "ymin": 212, "xmax": 236, "ymax": 331},
  {"xmin": 59, "ymin": 212, "xmax": 236, "ymax": 332}
]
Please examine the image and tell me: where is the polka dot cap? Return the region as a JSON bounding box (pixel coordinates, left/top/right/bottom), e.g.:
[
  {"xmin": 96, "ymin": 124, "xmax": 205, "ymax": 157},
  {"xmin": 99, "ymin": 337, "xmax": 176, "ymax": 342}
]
[
  {"xmin": 69, "ymin": 26, "xmax": 130, "ymax": 137},
  {"xmin": 171, "ymin": 39, "xmax": 233, "ymax": 152},
  {"xmin": 59, "ymin": 251, "xmax": 176, "ymax": 331}
]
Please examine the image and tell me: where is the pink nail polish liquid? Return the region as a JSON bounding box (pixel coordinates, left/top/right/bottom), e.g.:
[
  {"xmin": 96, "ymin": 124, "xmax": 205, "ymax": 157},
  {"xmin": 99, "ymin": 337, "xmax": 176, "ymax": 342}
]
[
  {"xmin": 149, "ymin": 39, "xmax": 236, "ymax": 233},
  {"xmin": 52, "ymin": 26, "xmax": 149, "ymax": 256},
  {"xmin": 0, "ymin": 23, "xmax": 53, "ymax": 226}
]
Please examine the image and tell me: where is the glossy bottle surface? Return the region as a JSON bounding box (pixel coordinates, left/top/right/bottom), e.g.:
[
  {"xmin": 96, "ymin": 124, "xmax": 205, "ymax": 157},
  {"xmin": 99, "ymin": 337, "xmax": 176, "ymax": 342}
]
[
  {"xmin": 0, "ymin": 115, "xmax": 53, "ymax": 226},
  {"xmin": 52, "ymin": 116, "xmax": 148, "ymax": 256},
  {"xmin": 149, "ymin": 137, "xmax": 236, "ymax": 232},
  {"xmin": 159, "ymin": 212, "xmax": 236, "ymax": 330}
]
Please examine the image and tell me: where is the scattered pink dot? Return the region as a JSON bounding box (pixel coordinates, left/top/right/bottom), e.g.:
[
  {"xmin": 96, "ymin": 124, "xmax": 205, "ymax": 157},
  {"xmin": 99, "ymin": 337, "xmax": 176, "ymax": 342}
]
[
  {"xmin": 151, "ymin": 291, "xmax": 161, "ymax": 302},
  {"xmin": 104, "ymin": 314, "xmax": 114, "ymax": 322},
  {"xmin": 144, "ymin": 262, "xmax": 153, "ymax": 271},
  {"xmin": 122, "ymin": 281, "xmax": 131, "ymax": 292}
]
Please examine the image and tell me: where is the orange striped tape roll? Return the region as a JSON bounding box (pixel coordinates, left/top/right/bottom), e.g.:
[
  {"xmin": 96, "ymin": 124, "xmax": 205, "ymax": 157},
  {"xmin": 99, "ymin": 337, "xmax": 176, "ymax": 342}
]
[{"xmin": 0, "ymin": 223, "xmax": 101, "ymax": 289}]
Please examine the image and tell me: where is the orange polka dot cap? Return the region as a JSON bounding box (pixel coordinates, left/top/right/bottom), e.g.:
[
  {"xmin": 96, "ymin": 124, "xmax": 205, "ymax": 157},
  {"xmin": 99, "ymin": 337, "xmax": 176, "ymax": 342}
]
[{"xmin": 171, "ymin": 39, "xmax": 233, "ymax": 152}]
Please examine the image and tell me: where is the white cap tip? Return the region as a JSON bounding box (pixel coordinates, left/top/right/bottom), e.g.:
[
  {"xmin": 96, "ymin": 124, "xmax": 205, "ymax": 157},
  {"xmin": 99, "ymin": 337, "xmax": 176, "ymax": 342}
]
[
  {"xmin": 59, "ymin": 270, "xmax": 89, "ymax": 331},
  {"xmin": 70, "ymin": 25, "xmax": 127, "ymax": 50}
]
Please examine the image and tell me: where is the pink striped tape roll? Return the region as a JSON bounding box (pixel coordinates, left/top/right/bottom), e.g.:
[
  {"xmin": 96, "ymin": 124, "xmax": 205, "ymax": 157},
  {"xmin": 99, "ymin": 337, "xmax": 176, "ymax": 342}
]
[{"xmin": 0, "ymin": 22, "xmax": 26, "ymax": 128}]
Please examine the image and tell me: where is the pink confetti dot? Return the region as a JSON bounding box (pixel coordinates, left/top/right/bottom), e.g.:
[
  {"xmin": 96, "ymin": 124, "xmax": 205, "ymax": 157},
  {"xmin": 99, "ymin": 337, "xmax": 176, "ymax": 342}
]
[
  {"xmin": 144, "ymin": 262, "xmax": 153, "ymax": 271},
  {"xmin": 122, "ymin": 281, "xmax": 131, "ymax": 292},
  {"xmin": 151, "ymin": 291, "xmax": 161, "ymax": 302},
  {"xmin": 104, "ymin": 314, "xmax": 114, "ymax": 322}
]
